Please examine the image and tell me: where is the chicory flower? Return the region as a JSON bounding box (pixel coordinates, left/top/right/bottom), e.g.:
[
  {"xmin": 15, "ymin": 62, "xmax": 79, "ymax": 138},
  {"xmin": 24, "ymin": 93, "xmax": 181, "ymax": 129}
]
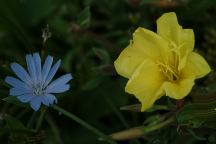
[{"xmin": 5, "ymin": 53, "xmax": 72, "ymax": 111}]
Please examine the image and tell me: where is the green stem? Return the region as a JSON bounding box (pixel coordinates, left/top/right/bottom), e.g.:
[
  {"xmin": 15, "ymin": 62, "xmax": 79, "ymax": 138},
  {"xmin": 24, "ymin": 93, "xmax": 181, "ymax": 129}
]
[
  {"xmin": 110, "ymin": 116, "xmax": 175, "ymax": 141},
  {"xmin": 104, "ymin": 97, "xmax": 142, "ymax": 144},
  {"xmin": 1, "ymin": 103, "xmax": 9, "ymax": 114},
  {"xmin": 35, "ymin": 109, "xmax": 46, "ymax": 132},
  {"xmin": 143, "ymin": 115, "xmax": 175, "ymax": 133},
  {"xmin": 52, "ymin": 105, "xmax": 117, "ymax": 144},
  {"xmin": 27, "ymin": 111, "xmax": 37, "ymax": 129},
  {"xmin": 45, "ymin": 114, "xmax": 63, "ymax": 144},
  {"xmin": 104, "ymin": 96, "xmax": 129, "ymax": 128}
]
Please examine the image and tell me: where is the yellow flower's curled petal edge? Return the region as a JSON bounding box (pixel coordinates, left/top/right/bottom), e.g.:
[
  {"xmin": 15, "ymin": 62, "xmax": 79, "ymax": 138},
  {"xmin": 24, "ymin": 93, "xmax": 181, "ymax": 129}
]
[
  {"xmin": 114, "ymin": 27, "xmax": 169, "ymax": 78},
  {"xmin": 114, "ymin": 42, "xmax": 145, "ymax": 78},
  {"xmin": 163, "ymin": 78, "xmax": 195, "ymax": 99},
  {"xmin": 125, "ymin": 60, "xmax": 164, "ymax": 111},
  {"xmin": 181, "ymin": 52, "xmax": 211, "ymax": 79},
  {"xmin": 163, "ymin": 52, "xmax": 211, "ymax": 100},
  {"xmin": 132, "ymin": 27, "xmax": 169, "ymax": 61}
]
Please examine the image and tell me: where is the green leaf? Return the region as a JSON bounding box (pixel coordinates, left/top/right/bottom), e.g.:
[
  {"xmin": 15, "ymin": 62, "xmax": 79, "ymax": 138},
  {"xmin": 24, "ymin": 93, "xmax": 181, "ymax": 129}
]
[
  {"xmin": 146, "ymin": 105, "xmax": 169, "ymax": 113},
  {"xmin": 21, "ymin": 0, "xmax": 57, "ymax": 25},
  {"xmin": 84, "ymin": 0, "xmax": 93, "ymax": 6},
  {"xmin": 187, "ymin": 128, "xmax": 206, "ymax": 141},
  {"xmin": 92, "ymin": 47, "xmax": 110, "ymax": 64},
  {"xmin": 176, "ymin": 101, "xmax": 216, "ymax": 128},
  {"xmin": 206, "ymin": 82, "xmax": 216, "ymax": 93},
  {"xmin": 4, "ymin": 115, "xmax": 26, "ymax": 130},
  {"xmin": 143, "ymin": 115, "xmax": 163, "ymax": 126},
  {"xmin": 62, "ymin": 49, "xmax": 76, "ymax": 72},
  {"xmin": 140, "ymin": 0, "xmax": 156, "ymax": 5},
  {"xmin": 120, "ymin": 104, "xmax": 141, "ymax": 112},
  {"xmin": 3, "ymin": 96, "xmax": 29, "ymax": 108},
  {"xmin": 81, "ymin": 76, "xmax": 104, "ymax": 91},
  {"xmin": 49, "ymin": 18, "xmax": 70, "ymax": 37},
  {"xmin": 77, "ymin": 6, "xmax": 91, "ymax": 28}
]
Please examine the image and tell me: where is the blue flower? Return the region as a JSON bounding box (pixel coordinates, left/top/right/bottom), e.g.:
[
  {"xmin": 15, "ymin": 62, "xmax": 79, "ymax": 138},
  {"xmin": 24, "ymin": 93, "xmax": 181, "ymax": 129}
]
[{"xmin": 5, "ymin": 53, "xmax": 72, "ymax": 111}]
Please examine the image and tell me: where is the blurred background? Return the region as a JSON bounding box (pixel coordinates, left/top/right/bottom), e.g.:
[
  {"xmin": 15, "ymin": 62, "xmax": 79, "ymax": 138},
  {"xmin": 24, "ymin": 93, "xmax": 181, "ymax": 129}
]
[{"xmin": 1, "ymin": 0, "xmax": 216, "ymax": 144}]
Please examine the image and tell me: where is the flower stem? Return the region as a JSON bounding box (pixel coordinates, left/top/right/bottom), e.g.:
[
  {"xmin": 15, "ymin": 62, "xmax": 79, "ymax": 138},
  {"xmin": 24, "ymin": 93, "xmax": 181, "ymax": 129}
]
[
  {"xmin": 27, "ymin": 111, "xmax": 37, "ymax": 129},
  {"xmin": 143, "ymin": 115, "xmax": 175, "ymax": 133},
  {"xmin": 35, "ymin": 109, "xmax": 46, "ymax": 132},
  {"xmin": 110, "ymin": 116, "xmax": 175, "ymax": 141},
  {"xmin": 45, "ymin": 114, "xmax": 63, "ymax": 144},
  {"xmin": 52, "ymin": 105, "xmax": 117, "ymax": 144}
]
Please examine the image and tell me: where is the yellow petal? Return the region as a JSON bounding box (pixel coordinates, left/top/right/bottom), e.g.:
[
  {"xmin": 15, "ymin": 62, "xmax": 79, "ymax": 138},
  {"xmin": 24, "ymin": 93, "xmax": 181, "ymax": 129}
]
[
  {"xmin": 114, "ymin": 27, "xmax": 169, "ymax": 78},
  {"xmin": 181, "ymin": 52, "xmax": 211, "ymax": 79},
  {"xmin": 133, "ymin": 27, "xmax": 169, "ymax": 62},
  {"xmin": 157, "ymin": 12, "xmax": 194, "ymax": 56},
  {"xmin": 125, "ymin": 60, "xmax": 164, "ymax": 111},
  {"xmin": 179, "ymin": 29, "xmax": 194, "ymax": 55},
  {"xmin": 163, "ymin": 78, "xmax": 195, "ymax": 99},
  {"xmin": 114, "ymin": 42, "xmax": 145, "ymax": 78},
  {"xmin": 178, "ymin": 48, "xmax": 190, "ymax": 71}
]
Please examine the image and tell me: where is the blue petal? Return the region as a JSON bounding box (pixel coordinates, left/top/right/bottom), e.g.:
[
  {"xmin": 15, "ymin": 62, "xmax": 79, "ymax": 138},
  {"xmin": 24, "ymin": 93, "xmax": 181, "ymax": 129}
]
[
  {"xmin": 46, "ymin": 84, "xmax": 70, "ymax": 93},
  {"xmin": 26, "ymin": 54, "xmax": 37, "ymax": 83},
  {"xmin": 46, "ymin": 74, "xmax": 72, "ymax": 89},
  {"xmin": 10, "ymin": 87, "xmax": 31, "ymax": 96},
  {"xmin": 17, "ymin": 94, "xmax": 34, "ymax": 103},
  {"xmin": 11, "ymin": 63, "xmax": 32, "ymax": 85},
  {"xmin": 33, "ymin": 53, "xmax": 42, "ymax": 82},
  {"xmin": 30, "ymin": 96, "xmax": 42, "ymax": 111},
  {"xmin": 42, "ymin": 56, "xmax": 53, "ymax": 84},
  {"xmin": 5, "ymin": 76, "xmax": 30, "ymax": 89},
  {"xmin": 41, "ymin": 94, "xmax": 57, "ymax": 106},
  {"xmin": 44, "ymin": 60, "xmax": 61, "ymax": 87}
]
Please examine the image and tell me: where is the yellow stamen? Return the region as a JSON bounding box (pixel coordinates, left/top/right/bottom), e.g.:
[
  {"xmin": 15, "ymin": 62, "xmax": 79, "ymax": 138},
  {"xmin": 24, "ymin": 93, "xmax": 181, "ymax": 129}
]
[{"xmin": 157, "ymin": 41, "xmax": 184, "ymax": 82}]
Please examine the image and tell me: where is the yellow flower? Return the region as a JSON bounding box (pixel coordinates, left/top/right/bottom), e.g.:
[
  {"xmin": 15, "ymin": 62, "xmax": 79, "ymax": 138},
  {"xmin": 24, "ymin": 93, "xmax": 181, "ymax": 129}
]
[{"xmin": 114, "ymin": 12, "xmax": 211, "ymax": 112}]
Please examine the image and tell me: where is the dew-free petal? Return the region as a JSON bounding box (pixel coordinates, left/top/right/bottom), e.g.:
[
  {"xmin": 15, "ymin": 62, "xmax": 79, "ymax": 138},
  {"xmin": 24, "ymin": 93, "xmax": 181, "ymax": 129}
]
[
  {"xmin": 125, "ymin": 60, "xmax": 164, "ymax": 111},
  {"xmin": 46, "ymin": 74, "xmax": 72, "ymax": 89},
  {"xmin": 42, "ymin": 56, "xmax": 53, "ymax": 83},
  {"xmin": 30, "ymin": 96, "xmax": 42, "ymax": 111},
  {"xmin": 133, "ymin": 27, "xmax": 169, "ymax": 61},
  {"xmin": 17, "ymin": 94, "xmax": 34, "ymax": 103},
  {"xmin": 163, "ymin": 78, "xmax": 195, "ymax": 99},
  {"xmin": 44, "ymin": 60, "xmax": 61, "ymax": 87},
  {"xmin": 26, "ymin": 54, "xmax": 37, "ymax": 83},
  {"xmin": 157, "ymin": 12, "xmax": 194, "ymax": 57},
  {"xmin": 11, "ymin": 63, "xmax": 32, "ymax": 85},
  {"xmin": 114, "ymin": 27, "xmax": 170, "ymax": 79},
  {"xmin": 41, "ymin": 94, "xmax": 57, "ymax": 106},
  {"xmin": 10, "ymin": 87, "xmax": 31, "ymax": 96},
  {"xmin": 46, "ymin": 84, "xmax": 70, "ymax": 93},
  {"xmin": 33, "ymin": 53, "xmax": 42, "ymax": 82},
  {"xmin": 181, "ymin": 52, "xmax": 211, "ymax": 79},
  {"xmin": 5, "ymin": 76, "xmax": 30, "ymax": 89},
  {"xmin": 114, "ymin": 43, "xmax": 145, "ymax": 78}
]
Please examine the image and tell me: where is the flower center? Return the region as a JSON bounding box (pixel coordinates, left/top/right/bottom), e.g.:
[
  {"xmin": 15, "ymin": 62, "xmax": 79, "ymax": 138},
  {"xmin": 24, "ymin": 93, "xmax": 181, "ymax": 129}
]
[
  {"xmin": 157, "ymin": 41, "xmax": 181, "ymax": 82},
  {"xmin": 32, "ymin": 84, "xmax": 44, "ymax": 96},
  {"xmin": 158, "ymin": 62, "xmax": 180, "ymax": 82}
]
